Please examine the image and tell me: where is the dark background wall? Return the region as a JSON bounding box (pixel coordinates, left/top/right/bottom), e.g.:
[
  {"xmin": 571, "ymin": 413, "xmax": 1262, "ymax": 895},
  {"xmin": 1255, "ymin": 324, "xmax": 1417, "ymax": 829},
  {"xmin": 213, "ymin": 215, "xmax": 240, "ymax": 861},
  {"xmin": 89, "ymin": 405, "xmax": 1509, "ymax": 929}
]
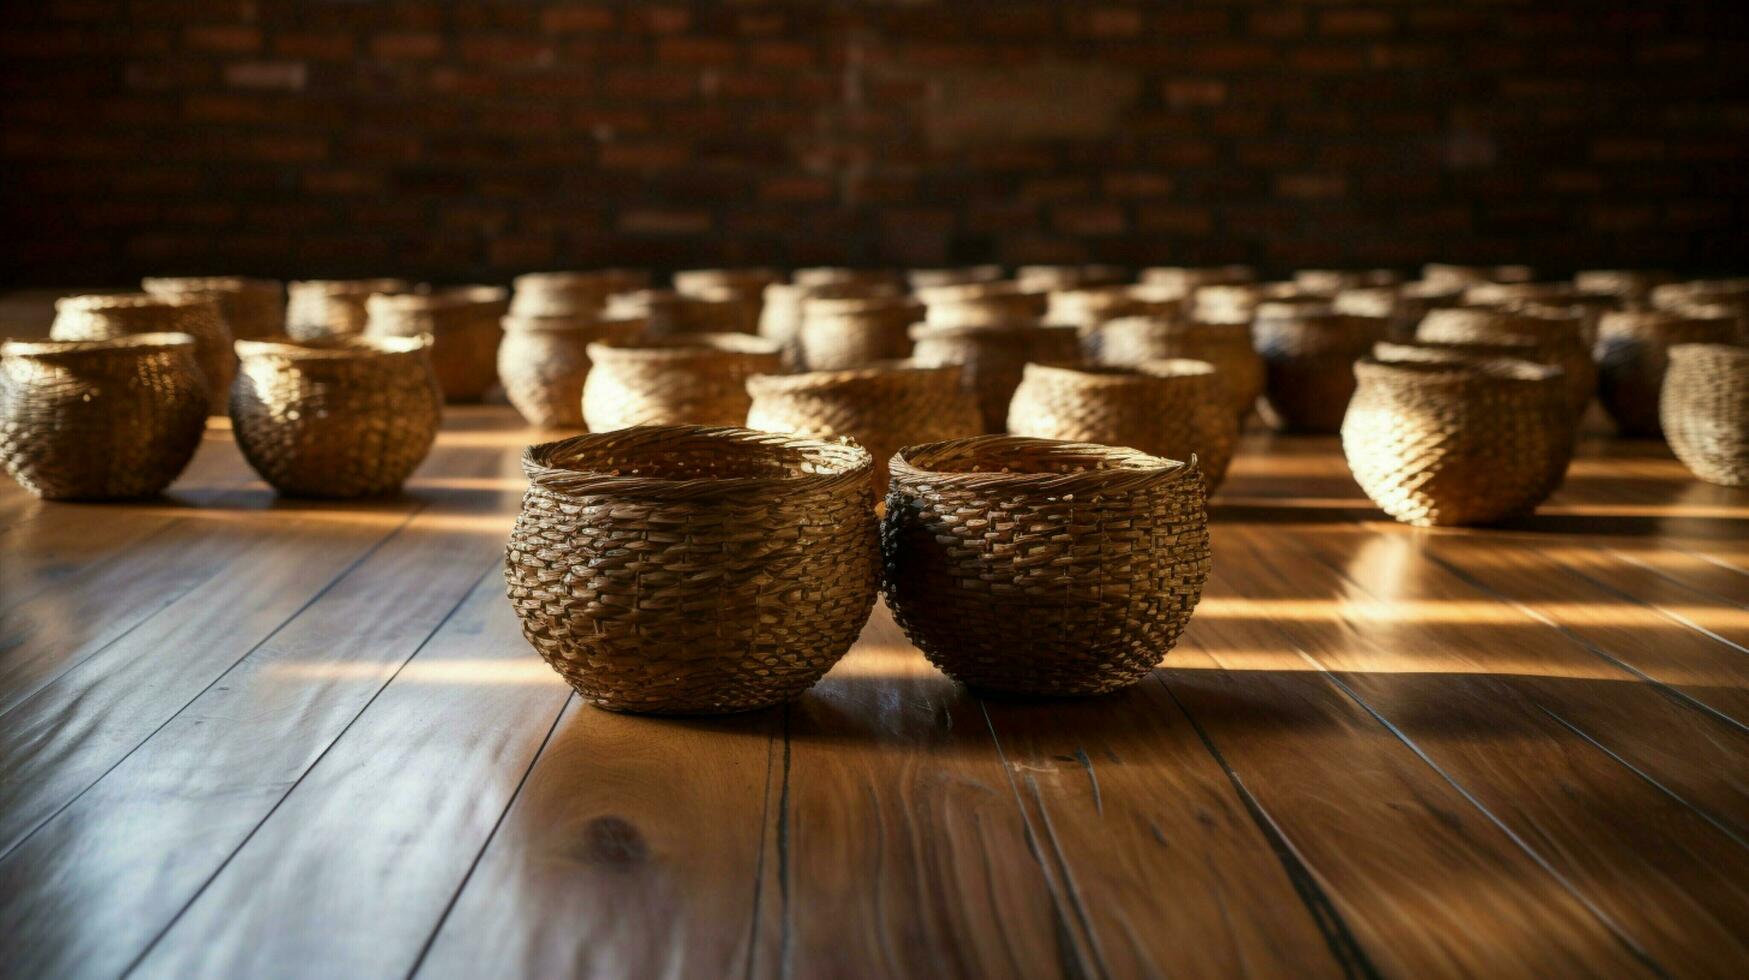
[{"xmin": 2, "ymin": 1, "xmax": 1746, "ymax": 286}]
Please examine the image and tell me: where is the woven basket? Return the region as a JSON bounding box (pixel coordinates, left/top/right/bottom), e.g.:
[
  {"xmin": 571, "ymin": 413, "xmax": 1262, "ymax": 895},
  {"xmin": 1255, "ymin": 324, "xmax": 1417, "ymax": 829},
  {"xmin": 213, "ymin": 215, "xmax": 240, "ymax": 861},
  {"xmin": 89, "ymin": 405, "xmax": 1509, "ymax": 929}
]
[
  {"xmin": 142, "ymin": 276, "xmax": 285, "ymax": 341},
  {"xmin": 231, "ymin": 336, "xmax": 442, "ymax": 498},
  {"xmin": 1374, "ymin": 338, "xmax": 1561, "ymax": 378},
  {"xmin": 917, "ymin": 281, "xmax": 1046, "ymax": 328},
  {"xmin": 1576, "ymin": 269, "xmax": 1672, "ymax": 303},
  {"xmin": 1006, "ymin": 361, "xmax": 1239, "ymax": 491},
  {"xmin": 365, "ymin": 286, "xmax": 508, "ymax": 403},
  {"xmin": 1252, "ymin": 303, "xmax": 1389, "ymax": 433},
  {"xmin": 582, "ymin": 332, "xmax": 781, "ymax": 431},
  {"xmin": 796, "ymin": 294, "xmax": 924, "ymax": 370},
  {"xmin": 0, "ymin": 334, "xmax": 208, "ymax": 500},
  {"xmin": 1342, "ymin": 357, "xmax": 1575, "ymax": 526},
  {"xmin": 672, "ymin": 268, "xmax": 782, "ymax": 301},
  {"xmin": 1422, "ymin": 263, "xmax": 1537, "ymax": 289},
  {"xmin": 51, "ymin": 292, "xmax": 234, "ymax": 416},
  {"xmin": 286, "ymin": 278, "xmax": 408, "ymax": 339},
  {"xmin": 1098, "ymin": 316, "xmax": 1262, "ymax": 421},
  {"xmin": 759, "ymin": 281, "xmax": 900, "ymax": 369},
  {"xmin": 1595, "ymin": 310, "xmax": 1740, "ymax": 437},
  {"xmin": 746, "ymin": 362, "xmax": 981, "ymax": 490},
  {"xmin": 605, "ymin": 288, "xmax": 758, "ymax": 337},
  {"xmin": 908, "ymin": 323, "xmax": 1082, "ymax": 433},
  {"xmin": 510, "ymin": 271, "xmax": 615, "ymax": 318},
  {"xmin": 1662, "ymin": 344, "xmax": 1749, "ymax": 486},
  {"xmin": 1014, "ymin": 264, "xmax": 1129, "ymax": 293},
  {"xmin": 1417, "ymin": 307, "xmax": 1596, "ymax": 416},
  {"xmin": 497, "ymin": 314, "xmax": 646, "ymax": 429},
  {"xmin": 881, "ymin": 435, "xmax": 1210, "ymax": 696},
  {"xmin": 792, "ymin": 267, "xmax": 904, "ymax": 289},
  {"xmin": 907, "ymin": 265, "xmax": 1005, "ymax": 291},
  {"xmin": 505, "ymin": 426, "xmax": 880, "ymax": 714},
  {"xmin": 1139, "ymin": 265, "xmax": 1257, "ymax": 298}
]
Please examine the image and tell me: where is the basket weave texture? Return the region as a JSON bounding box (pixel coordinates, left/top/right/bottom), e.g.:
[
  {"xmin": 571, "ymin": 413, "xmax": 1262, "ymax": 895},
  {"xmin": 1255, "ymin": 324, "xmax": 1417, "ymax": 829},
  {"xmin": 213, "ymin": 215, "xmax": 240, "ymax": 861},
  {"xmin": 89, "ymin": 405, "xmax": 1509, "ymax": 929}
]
[
  {"xmin": 51, "ymin": 292, "xmax": 234, "ymax": 416},
  {"xmin": 1594, "ymin": 310, "xmax": 1739, "ymax": 437},
  {"xmin": 1661, "ymin": 343, "xmax": 1749, "ymax": 487},
  {"xmin": 1416, "ymin": 307, "xmax": 1596, "ymax": 417},
  {"xmin": 0, "ymin": 334, "xmax": 208, "ymax": 500},
  {"xmin": 1099, "ymin": 316, "xmax": 1263, "ymax": 420},
  {"xmin": 365, "ymin": 287, "xmax": 509, "ymax": 403},
  {"xmin": 1006, "ymin": 361, "xmax": 1239, "ymax": 491},
  {"xmin": 1342, "ymin": 357, "xmax": 1575, "ymax": 526},
  {"xmin": 582, "ymin": 333, "xmax": 781, "ymax": 431},
  {"xmin": 1253, "ymin": 306, "xmax": 1389, "ymax": 433},
  {"xmin": 917, "ymin": 282, "xmax": 1046, "ymax": 328},
  {"xmin": 908, "ymin": 323, "xmax": 1082, "ymax": 432},
  {"xmin": 745, "ymin": 363, "xmax": 981, "ymax": 489},
  {"xmin": 286, "ymin": 279, "xmax": 408, "ymax": 339},
  {"xmin": 881, "ymin": 435, "xmax": 1210, "ymax": 696},
  {"xmin": 142, "ymin": 276, "xmax": 285, "ymax": 341},
  {"xmin": 231, "ymin": 336, "xmax": 442, "ymax": 498},
  {"xmin": 505, "ymin": 426, "xmax": 880, "ymax": 714},
  {"xmin": 497, "ymin": 314, "xmax": 645, "ymax": 429},
  {"xmin": 605, "ymin": 289, "xmax": 757, "ymax": 336},
  {"xmin": 759, "ymin": 281, "xmax": 900, "ymax": 369},
  {"xmin": 796, "ymin": 295, "xmax": 923, "ymax": 370}
]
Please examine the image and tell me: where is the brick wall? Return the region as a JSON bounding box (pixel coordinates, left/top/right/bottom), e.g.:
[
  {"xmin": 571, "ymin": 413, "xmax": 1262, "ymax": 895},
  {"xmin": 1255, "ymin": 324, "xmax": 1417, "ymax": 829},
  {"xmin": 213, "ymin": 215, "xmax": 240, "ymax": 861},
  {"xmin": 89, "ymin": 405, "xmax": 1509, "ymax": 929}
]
[{"xmin": 2, "ymin": 1, "xmax": 1746, "ymax": 286}]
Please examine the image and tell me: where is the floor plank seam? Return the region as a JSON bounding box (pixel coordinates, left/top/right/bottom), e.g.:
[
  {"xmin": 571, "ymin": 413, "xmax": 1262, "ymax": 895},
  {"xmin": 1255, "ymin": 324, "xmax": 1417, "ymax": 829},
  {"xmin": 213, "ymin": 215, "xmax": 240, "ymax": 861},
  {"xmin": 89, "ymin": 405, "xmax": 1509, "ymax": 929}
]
[
  {"xmin": 1603, "ymin": 547, "xmax": 1749, "ymax": 612},
  {"xmin": 1538, "ymin": 555, "xmax": 1749, "ymax": 658},
  {"xmin": 741, "ymin": 717, "xmax": 779, "ymax": 980}
]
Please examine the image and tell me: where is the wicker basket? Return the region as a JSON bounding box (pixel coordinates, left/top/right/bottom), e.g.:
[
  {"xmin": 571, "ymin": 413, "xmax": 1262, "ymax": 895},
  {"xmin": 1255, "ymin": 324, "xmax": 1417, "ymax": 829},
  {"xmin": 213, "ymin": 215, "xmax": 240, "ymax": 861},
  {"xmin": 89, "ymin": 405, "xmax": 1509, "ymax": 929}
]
[
  {"xmin": 917, "ymin": 281, "xmax": 1046, "ymax": 328},
  {"xmin": 1422, "ymin": 263, "xmax": 1537, "ymax": 289},
  {"xmin": 286, "ymin": 278, "xmax": 409, "ymax": 339},
  {"xmin": 0, "ymin": 334, "xmax": 208, "ymax": 500},
  {"xmin": 792, "ymin": 267, "xmax": 904, "ymax": 289},
  {"xmin": 1576, "ymin": 269, "xmax": 1672, "ymax": 303},
  {"xmin": 509, "ymin": 271, "xmax": 617, "ymax": 318},
  {"xmin": 1595, "ymin": 310, "xmax": 1740, "ymax": 437},
  {"xmin": 881, "ymin": 435, "xmax": 1211, "ymax": 696},
  {"xmin": 746, "ymin": 362, "xmax": 981, "ymax": 490},
  {"xmin": 908, "ymin": 323, "xmax": 1082, "ymax": 433},
  {"xmin": 796, "ymin": 294, "xmax": 924, "ymax": 370},
  {"xmin": 583, "ymin": 332, "xmax": 781, "ymax": 431},
  {"xmin": 231, "ymin": 336, "xmax": 442, "ymax": 498},
  {"xmin": 1014, "ymin": 264, "xmax": 1129, "ymax": 293},
  {"xmin": 505, "ymin": 426, "xmax": 880, "ymax": 714},
  {"xmin": 365, "ymin": 286, "xmax": 508, "ymax": 403},
  {"xmin": 1252, "ymin": 303, "xmax": 1389, "ymax": 433},
  {"xmin": 1374, "ymin": 337, "xmax": 1563, "ymax": 380},
  {"xmin": 1417, "ymin": 307, "xmax": 1596, "ymax": 417},
  {"xmin": 672, "ymin": 268, "xmax": 782, "ymax": 302},
  {"xmin": 1006, "ymin": 360, "xmax": 1239, "ymax": 491},
  {"xmin": 51, "ymin": 292, "xmax": 234, "ymax": 416},
  {"xmin": 1662, "ymin": 344, "xmax": 1749, "ymax": 486},
  {"xmin": 142, "ymin": 276, "xmax": 285, "ymax": 341},
  {"xmin": 1098, "ymin": 316, "xmax": 1262, "ymax": 421},
  {"xmin": 759, "ymin": 281, "xmax": 900, "ymax": 369},
  {"xmin": 497, "ymin": 314, "xmax": 646, "ymax": 429},
  {"xmin": 907, "ymin": 265, "xmax": 1005, "ymax": 290},
  {"xmin": 605, "ymin": 288, "xmax": 758, "ymax": 337},
  {"xmin": 1342, "ymin": 357, "xmax": 1575, "ymax": 526}
]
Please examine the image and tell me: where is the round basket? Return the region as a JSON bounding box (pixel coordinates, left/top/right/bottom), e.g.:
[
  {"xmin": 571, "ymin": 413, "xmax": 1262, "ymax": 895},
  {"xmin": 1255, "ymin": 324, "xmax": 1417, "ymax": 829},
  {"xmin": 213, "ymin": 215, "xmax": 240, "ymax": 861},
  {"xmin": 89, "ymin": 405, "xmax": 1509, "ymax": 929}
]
[
  {"xmin": 509, "ymin": 271, "xmax": 617, "ymax": 318},
  {"xmin": 505, "ymin": 426, "xmax": 880, "ymax": 714},
  {"xmin": 672, "ymin": 268, "xmax": 781, "ymax": 302},
  {"xmin": 1374, "ymin": 337, "xmax": 1565, "ymax": 383},
  {"xmin": 0, "ymin": 334, "xmax": 208, "ymax": 500},
  {"xmin": 1594, "ymin": 310, "xmax": 1739, "ymax": 437},
  {"xmin": 605, "ymin": 288, "xmax": 757, "ymax": 337},
  {"xmin": 908, "ymin": 323, "xmax": 1082, "ymax": 433},
  {"xmin": 582, "ymin": 333, "xmax": 781, "ymax": 431},
  {"xmin": 365, "ymin": 286, "xmax": 508, "ymax": 403},
  {"xmin": 1013, "ymin": 264, "xmax": 1128, "ymax": 293},
  {"xmin": 881, "ymin": 435, "xmax": 1211, "ymax": 696},
  {"xmin": 759, "ymin": 281, "xmax": 900, "ymax": 369},
  {"xmin": 1252, "ymin": 303, "xmax": 1389, "ymax": 433},
  {"xmin": 1662, "ymin": 344, "xmax": 1749, "ymax": 487},
  {"xmin": 1342, "ymin": 357, "xmax": 1575, "ymax": 526},
  {"xmin": 746, "ymin": 362, "xmax": 981, "ymax": 490},
  {"xmin": 1098, "ymin": 316, "xmax": 1262, "ymax": 421},
  {"xmin": 917, "ymin": 281, "xmax": 1046, "ymax": 328},
  {"xmin": 286, "ymin": 278, "xmax": 409, "ymax": 339},
  {"xmin": 497, "ymin": 314, "xmax": 646, "ymax": 429},
  {"xmin": 1006, "ymin": 360, "xmax": 1239, "ymax": 491},
  {"xmin": 51, "ymin": 292, "xmax": 234, "ymax": 416},
  {"xmin": 142, "ymin": 276, "xmax": 285, "ymax": 341},
  {"xmin": 1417, "ymin": 307, "xmax": 1596, "ymax": 416},
  {"xmin": 796, "ymin": 294, "xmax": 924, "ymax": 370},
  {"xmin": 231, "ymin": 336, "xmax": 442, "ymax": 498},
  {"xmin": 907, "ymin": 265, "xmax": 1005, "ymax": 291}
]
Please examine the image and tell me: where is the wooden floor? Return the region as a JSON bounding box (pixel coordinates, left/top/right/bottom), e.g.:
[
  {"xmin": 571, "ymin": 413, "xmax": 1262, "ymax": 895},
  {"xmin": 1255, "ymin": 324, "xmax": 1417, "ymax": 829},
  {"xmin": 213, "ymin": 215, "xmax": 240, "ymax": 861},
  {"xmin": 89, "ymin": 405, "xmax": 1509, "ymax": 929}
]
[{"xmin": 2, "ymin": 405, "xmax": 1746, "ymax": 979}]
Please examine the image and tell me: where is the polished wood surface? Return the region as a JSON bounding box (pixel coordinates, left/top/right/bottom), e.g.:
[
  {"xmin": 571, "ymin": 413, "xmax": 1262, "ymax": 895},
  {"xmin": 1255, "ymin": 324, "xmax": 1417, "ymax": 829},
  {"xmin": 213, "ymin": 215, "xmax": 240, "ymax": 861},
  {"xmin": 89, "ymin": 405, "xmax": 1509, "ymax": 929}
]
[{"xmin": 1, "ymin": 406, "xmax": 1746, "ymax": 979}]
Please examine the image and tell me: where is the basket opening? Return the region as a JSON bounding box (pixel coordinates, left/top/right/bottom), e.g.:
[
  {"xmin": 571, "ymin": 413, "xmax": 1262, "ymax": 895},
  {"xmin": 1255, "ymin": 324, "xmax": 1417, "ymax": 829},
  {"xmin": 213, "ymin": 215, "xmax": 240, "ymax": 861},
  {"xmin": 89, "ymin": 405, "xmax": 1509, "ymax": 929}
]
[
  {"xmin": 528, "ymin": 427, "xmax": 870, "ymax": 490},
  {"xmin": 900, "ymin": 436, "xmax": 1173, "ymax": 478}
]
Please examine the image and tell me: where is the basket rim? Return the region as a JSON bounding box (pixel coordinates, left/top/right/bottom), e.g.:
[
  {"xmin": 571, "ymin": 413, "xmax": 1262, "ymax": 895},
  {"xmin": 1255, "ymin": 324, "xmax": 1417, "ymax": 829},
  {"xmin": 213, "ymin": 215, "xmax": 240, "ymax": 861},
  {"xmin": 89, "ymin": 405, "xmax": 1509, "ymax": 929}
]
[
  {"xmin": 1354, "ymin": 354, "xmax": 1564, "ymax": 384},
  {"xmin": 500, "ymin": 312, "xmax": 646, "ymax": 334},
  {"xmin": 1375, "ymin": 337, "xmax": 1542, "ymax": 358},
  {"xmin": 1668, "ymin": 342, "xmax": 1749, "ymax": 364},
  {"xmin": 288, "ymin": 277, "xmax": 408, "ymax": 294},
  {"xmin": 1101, "ymin": 314, "xmax": 1250, "ymax": 337},
  {"xmin": 745, "ymin": 361, "xmax": 960, "ymax": 396},
  {"xmin": 142, "ymin": 275, "xmax": 281, "ymax": 292},
  {"xmin": 2, "ymin": 332, "xmax": 198, "ymax": 359},
  {"xmin": 1020, "ymin": 359, "xmax": 1216, "ymax": 386},
  {"xmin": 586, "ymin": 332, "xmax": 780, "ymax": 360},
  {"xmin": 368, "ymin": 286, "xmax": 507, "ymax": 312},
  {"xmin": 234, "ymin": 335, "xmax": 432, "ymax": 359},
  {"xmin": 522, "ymin": 424, "xmax": 874, "ymax": 500},
  {"xmin": 54, "ymin": 292, "xmax": 217, "ymax": 313},
  {"xmin": 889, "ymin": 433, "xmax": 1195, "ymax": 494},
  {"xmin": 907, "ymin": 321, "xmax": 1079, "ymax": 341}
]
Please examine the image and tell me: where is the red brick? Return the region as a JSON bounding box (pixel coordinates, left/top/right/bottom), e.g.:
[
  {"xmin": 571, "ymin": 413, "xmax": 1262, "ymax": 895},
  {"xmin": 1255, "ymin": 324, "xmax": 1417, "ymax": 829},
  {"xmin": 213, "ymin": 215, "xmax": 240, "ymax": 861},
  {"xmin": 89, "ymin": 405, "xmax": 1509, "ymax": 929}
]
[
  {"xmin": 541, "ymin": 4, "xmax": 614, "ymax": 34},
  {"xmin": 1275, "ymin": 174, "xmax": 1349, "ymax": 201},
  {"xmin": 1163, "ymin": 79, "xmax": 1226, "ymax": 108},
  {"xmin": 1053, "ymin": 203, "xmax": 1127, "ymax": 236},
  {"xmin": 371, "ymin": 33, "xmax": 443, "ymax": 61},
  {"xmin": 1320, "ymin": 10, "xmax": 1395, "ymax": 37},
  {"xmin": 223, "ymin": 61, "xmax": 306, "ymax": 91},
  {"xmin": 619, "ymin": 209, "xmax": 712, "ymax": 235},
  {"xmin": 657, "ymin": 37, "xmax": 738, "ymax": 65},
  {"xmin": 274, "ymin": 32, "xmax": 354, "ymax": 61},
  {"xmin": 182, "ymin": 24, "xmax": 259, "ymax": 54}
]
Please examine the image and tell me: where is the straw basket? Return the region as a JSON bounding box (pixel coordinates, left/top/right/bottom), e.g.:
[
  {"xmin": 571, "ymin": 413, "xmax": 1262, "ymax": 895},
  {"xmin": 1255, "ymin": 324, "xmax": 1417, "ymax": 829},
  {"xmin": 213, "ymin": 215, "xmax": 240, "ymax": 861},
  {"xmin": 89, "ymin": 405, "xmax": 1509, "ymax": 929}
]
[
  {"xmin": 1342, "ymin": 357, "xmax": 1575, "ymax": 526},
  {"xmin": 907, "ymin": 265, "xmax": 1005, "ymax": 291},
  {"xmin": 51, "ymin": 292, "xmax": 234, "ymax": 416},
  {"xmin": 1416, "ymin": 307, "xmax": 1596, "ymax": 417},
  {"xmin": 582, "ymin": 333, "xmax": 781, "ymax": 431},
  {"xmin": 497, "ymin": 314, "xmax": 645, "ymax": 429},
  {"xmin": 796, "ymin": 294, "xmax": 924, "ymax": 370},
  {"xmin": 510, "ymin": 271, "xmax": 617, "ymax": 318},
  {"xmin": 1594, "ymin": 310, "xmax": 1740, "ymax": 437},
  {"xmin": 605, "ymin": 288, "xmax": 757, "ymax": 337},
  {"xmin": 1098, "ymin": 316, "xmax": 1262, "ymax": 421},
  {"xmin": 881, "ymin": 435, "xmax": 1210, "ymax": 696},
  {"xmin": 672, "ymin": 268, "xmax": 782, "ymax": 302},
  {"xmin": 908, "ymin": 323, "xmax": 1082, "ymax": 433},
  {"xmin": 505, "ymin": 426, "xmax": 880, "ymax": 714},
  {"xmin": 1252, "ymin": 303, "xmax": 1388, "ymax": 433},
  {"xmin": 759, "ymin": 281, "xmax": 900, "ymax": 369},
  {"xmin": 231, "ymin": 336, "xmax": 442, "ymax": 498},
  {"xmin": 286, "ymin": 278, "xmax": 408, "ymax": 339},
  {"xmin": 365, "ymin": 286, "xmax": 508, "ymax": 403},
  {"xmin": 0, "ymin": 334, "xmax": 208, "ymax": 500},
  {"xmin": 745, "ymin": 363, "xmax": 981, "ymax": 489},
  {"xmin": 1374, "ymin": 337, "xmax": 1567, "ymax": 389},
  {"xmin": 1662, "ymin": 344, "xmax": 1749, "ymax": 486},
  {"xmin": 917, "ymin": 281, "xmax": 1046, "ymax": 328},
  {"xmin": 1014, "ymin": 264, "xmax": 1128, "ymax": 293},
  {"xmin": 142, "ymin": 276, "xmax": 284, "ymax": 340},
  {"xmin": 1007, "ymin": 361, "xmax": 1239, "ymax": 491}
]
